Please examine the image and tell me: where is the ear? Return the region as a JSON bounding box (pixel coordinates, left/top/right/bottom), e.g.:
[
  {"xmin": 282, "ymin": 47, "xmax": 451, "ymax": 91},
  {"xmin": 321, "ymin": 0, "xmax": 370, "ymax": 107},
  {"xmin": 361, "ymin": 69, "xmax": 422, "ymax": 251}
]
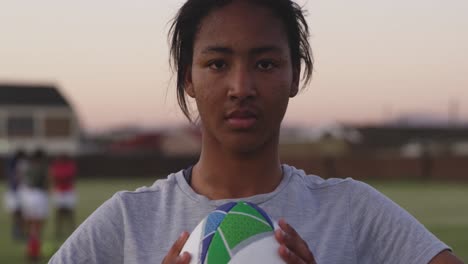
[
  {"xmin": 289, "ymin": 65, "xmax": 300, "ymax": 98},
  {"xmin": 184, "ymin": 65, "xmax": 195, "ymax": 98}
]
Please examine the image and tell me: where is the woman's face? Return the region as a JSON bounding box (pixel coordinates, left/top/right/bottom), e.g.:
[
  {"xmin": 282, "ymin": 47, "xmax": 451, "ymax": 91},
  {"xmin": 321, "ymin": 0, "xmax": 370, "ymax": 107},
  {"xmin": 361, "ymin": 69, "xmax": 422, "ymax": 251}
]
[{"xmin": 185, "ymin": 0, "xmax": 299, "ymax": 154}]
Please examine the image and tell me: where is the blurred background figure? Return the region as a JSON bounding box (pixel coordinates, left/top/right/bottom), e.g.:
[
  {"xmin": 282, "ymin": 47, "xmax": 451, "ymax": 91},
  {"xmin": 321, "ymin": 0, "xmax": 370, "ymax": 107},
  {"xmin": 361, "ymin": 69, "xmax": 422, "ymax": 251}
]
[
  {"xmin": 20, "ymin": 149, "xmax": 49, "ymax": 261},
  {"xmin": 3, "ymin": 149, "xmax": 27, "ymax": 240},
  {"xmin": 49, "ymin": 154, "xmax": 77, "ymax": 240}
]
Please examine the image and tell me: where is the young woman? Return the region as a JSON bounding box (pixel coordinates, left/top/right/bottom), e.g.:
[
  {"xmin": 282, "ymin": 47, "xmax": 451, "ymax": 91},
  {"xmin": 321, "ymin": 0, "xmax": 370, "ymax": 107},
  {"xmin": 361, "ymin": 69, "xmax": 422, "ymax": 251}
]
[
  {"xmin": 21, "ymin": 149, "xmax": 49, "ymax": 238},
  {"xmin": 49, "ymin": 154, "xmax": 78, "ymax": 239},
  {"xmin": 50, "ymin": 0, "xmax": 462, "ymax": 263},
  {"xmin": 4, "ymin": 149, "xmax": 26, "ymax": 240}
]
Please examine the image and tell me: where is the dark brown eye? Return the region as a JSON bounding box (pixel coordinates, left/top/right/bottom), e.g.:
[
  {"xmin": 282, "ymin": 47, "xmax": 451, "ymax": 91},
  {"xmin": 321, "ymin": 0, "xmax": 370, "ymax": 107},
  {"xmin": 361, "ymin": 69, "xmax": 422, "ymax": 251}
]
[
  {"xmin": 257, "ymin": 60, "xmax": 275, "ymax": 70},
  {"xmin": 209, "ymin": 60, "xmax": 226, "ymax": 70}
]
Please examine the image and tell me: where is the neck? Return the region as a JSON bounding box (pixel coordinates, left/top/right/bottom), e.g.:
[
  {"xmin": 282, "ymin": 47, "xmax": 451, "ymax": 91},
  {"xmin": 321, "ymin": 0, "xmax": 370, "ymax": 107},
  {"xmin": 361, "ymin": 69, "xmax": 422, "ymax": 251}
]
[{"xmin": 191, "ymin": 135, "xmax": 283, "ymax": 200}]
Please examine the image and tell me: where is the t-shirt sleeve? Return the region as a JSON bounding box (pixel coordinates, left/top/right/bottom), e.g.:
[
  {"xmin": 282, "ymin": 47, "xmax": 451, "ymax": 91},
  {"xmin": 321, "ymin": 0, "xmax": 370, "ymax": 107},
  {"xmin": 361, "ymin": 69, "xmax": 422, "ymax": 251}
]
[
  {"xmin": 49, "ymin": 193, "xmax": 125, "ymax": 264},
  {"xmin": 348, "ymin": 180, "xmax": 450, "ymax": 264}
]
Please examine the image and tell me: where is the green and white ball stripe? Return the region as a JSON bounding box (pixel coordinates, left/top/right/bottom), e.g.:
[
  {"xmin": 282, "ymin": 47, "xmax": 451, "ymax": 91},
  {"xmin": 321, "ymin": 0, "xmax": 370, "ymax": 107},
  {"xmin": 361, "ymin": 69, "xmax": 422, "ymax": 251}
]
[{"xmin": 181, "ymin": 201, "xmax": 285, "ymax": 264}]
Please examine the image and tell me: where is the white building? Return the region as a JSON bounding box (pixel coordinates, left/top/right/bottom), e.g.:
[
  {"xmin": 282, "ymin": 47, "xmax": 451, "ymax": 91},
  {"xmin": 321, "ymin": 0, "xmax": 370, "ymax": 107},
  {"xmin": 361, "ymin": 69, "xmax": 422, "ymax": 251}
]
[{"xmin": 0, "ymin": 83, "xmax": 81, "ymax": 156}]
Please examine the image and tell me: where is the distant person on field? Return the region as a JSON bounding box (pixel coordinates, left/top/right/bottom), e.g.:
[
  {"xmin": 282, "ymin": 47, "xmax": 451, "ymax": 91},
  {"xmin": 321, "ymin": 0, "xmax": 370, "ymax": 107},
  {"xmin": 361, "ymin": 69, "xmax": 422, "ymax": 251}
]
[
  {"xmin": 21, "ymin": 149, "xmax": 49, "ymax": 238},
  {"xmin": 50, "ymin": 0, "xmax": 463, "ymax": 263},
  {"xmin": 4, "ymin": 149, "xmax": 27, "ymax": 240},
  {"xmin": 49, "ymin": 154, "xmax": 77, "ymax": 239}
]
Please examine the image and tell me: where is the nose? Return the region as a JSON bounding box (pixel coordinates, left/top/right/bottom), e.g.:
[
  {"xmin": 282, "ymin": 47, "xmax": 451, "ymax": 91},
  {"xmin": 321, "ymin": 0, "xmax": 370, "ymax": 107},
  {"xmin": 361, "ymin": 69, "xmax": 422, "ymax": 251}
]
[{"xmin": 227, "ymin": 64, "xmax": 256, "ymax": 101}]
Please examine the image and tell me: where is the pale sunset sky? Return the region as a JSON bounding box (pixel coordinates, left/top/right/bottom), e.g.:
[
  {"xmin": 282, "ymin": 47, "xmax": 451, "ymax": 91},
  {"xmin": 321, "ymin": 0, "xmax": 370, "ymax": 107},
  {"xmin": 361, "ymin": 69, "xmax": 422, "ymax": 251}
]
[{"xmin": 1, "ymin": 0, "xmax": 467, "ymax": 131}]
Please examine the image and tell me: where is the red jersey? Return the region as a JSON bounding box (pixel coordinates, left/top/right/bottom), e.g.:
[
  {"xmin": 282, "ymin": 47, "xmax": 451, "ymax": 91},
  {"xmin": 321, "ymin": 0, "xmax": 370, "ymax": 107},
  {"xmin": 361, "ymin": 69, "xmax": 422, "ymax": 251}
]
[{"xmin": 50, "ymin": 159, "xmax": 76, "ymax": 192}]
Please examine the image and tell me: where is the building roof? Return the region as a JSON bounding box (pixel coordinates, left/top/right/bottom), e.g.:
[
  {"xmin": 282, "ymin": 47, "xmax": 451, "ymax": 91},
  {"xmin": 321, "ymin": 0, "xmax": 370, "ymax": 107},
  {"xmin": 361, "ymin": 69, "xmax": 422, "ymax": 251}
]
[{"xmin": 0, "ymin": 83, "xmax": 70, "ymax": 107}]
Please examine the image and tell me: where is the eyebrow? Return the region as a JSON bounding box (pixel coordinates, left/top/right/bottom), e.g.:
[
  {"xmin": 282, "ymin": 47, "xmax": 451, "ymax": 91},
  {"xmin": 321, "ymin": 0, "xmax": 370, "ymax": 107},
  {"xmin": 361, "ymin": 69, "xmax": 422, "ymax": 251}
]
[
  {"xmin": 250, "ymin": 46, "xmax": 284, "ymax": 55},
  {"xmin": 201, "ymin": 46, "xmax": 233, "ymax": 55},
  {"xmin": 200, "ymin": 45, "xmax": 284, "ymax": 56}
]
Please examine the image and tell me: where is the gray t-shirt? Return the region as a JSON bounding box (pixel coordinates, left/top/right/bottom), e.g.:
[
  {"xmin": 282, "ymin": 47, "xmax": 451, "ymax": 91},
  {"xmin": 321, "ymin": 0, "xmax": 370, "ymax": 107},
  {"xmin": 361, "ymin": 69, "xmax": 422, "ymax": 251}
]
[{"xmin": 49, "ymin": 165, "xmax": 448, "ymax": 264}]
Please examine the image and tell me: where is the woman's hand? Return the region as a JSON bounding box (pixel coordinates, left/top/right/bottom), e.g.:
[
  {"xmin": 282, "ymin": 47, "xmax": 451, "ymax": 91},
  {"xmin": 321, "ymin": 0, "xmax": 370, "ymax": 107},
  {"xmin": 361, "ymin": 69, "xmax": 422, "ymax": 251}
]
[
  {"xmin": 275, "ymin": 219, "xmax": 317, "ymax": 264},
  {"xmin": 161, "ymin": 232, "xmax": 191, "ymax": 264}
]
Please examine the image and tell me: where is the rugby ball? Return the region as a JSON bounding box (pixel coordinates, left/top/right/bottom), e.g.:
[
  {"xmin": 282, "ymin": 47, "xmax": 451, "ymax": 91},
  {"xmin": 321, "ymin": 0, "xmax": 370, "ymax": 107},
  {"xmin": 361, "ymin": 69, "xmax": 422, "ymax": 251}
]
[{"xmin": 181, "ymin": 201, "xmax": 284, "ymax": 264}]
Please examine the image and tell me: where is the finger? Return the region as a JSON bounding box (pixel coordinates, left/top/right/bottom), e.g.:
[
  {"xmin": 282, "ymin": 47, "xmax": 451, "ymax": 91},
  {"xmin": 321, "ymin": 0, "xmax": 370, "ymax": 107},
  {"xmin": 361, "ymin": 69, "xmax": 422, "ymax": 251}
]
[
  {"xmin": 176, "ymin": 252, "xmax": 191, "ymax": 264},
  {"xmin": 278, "ymin": 244, "xmax": 306, "ymax": 264},
  {"xmin": 278, "ymin": 219, "xmax": 300, "ymax": 238},
  {"xmin": 163, "ymin": 232, "xmax": 190, "ymax": 263},
  {"xmin": 277, "ymin": 219, "xmax": 316, "ymax": 263},
  {"xmin": 165, "ymin": 251, "xmax": 191, "ymax": 264}
]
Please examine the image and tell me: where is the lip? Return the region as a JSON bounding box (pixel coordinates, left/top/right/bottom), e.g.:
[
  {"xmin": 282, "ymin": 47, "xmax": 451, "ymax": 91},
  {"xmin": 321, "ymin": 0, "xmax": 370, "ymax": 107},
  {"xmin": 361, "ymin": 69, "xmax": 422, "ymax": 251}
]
[{"xmin": 225, "ymin": 109, "xmax": 258, "ymax": 129}]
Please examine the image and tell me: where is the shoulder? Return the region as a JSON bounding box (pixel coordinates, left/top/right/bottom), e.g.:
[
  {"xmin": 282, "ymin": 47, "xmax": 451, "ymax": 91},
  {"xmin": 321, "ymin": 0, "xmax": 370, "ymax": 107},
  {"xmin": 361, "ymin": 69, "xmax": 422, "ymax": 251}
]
[
  {"xmin": 113, "ymin": 171, "xmax": 185, "ymax": 207},
  {"xmin": 50, "ymin": 171, "xmax": 187, "ymax": 263},
  {"xmin": 283, "ymin": 164, "xmax": 394, "ymax": 211},
  {"xmin": 282, "ymin": 165, "xmax": 450, "ymax": 263},
  {"xmin": 284, "ymin": 164, "xmax": 364, "ymax": 193},
  {"xmin": 124, "ymin": 172, "xmax": 179, "ymax": 193}
]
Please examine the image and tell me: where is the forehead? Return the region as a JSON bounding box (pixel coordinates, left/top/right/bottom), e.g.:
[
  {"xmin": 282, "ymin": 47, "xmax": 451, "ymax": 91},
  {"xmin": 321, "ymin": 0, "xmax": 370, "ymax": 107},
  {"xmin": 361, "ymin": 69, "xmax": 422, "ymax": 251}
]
[{"xmin": 193, "ymin": 1, "xmax": 289, "ymax": 54}]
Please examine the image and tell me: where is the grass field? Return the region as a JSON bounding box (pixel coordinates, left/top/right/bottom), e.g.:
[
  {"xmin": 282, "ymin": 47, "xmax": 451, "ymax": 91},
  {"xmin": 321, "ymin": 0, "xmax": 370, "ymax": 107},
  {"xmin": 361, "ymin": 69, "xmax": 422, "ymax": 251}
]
[{"xmin": 1, "ymin": 178, "xmax": 467, "ymax": 263}]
